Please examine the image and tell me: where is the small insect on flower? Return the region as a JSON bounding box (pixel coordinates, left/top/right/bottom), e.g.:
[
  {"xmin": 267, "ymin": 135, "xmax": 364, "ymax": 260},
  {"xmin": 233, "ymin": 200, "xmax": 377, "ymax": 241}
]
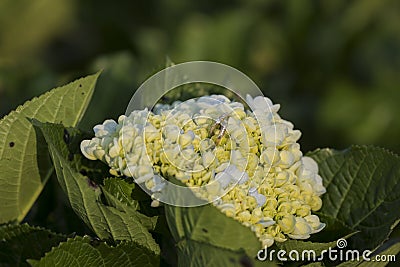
[{"xmin": 209, "ymin": 112, "xmax": 231, "ymax": 144}]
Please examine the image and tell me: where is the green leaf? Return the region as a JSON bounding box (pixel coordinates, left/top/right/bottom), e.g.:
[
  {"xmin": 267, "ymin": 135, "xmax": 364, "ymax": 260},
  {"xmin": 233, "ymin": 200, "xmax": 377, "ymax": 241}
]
[
  {"xmin": 165, "ymin": 203, "xmax": 261, "ymax": 257},
  {"xmin": 28, "ymin": 236, "xmax": 159, "ymax": 267},
  {"xmin": 0, "ymin": 223, "xmax": 66, "ymax": 266},
  {"xmin": 176, "ymin": 239, "xmax": 277, "ymax": 267},
  {"xmin": 101, "ymin": 178, "xmax": 158, "ymax": 231},
  {"xmin": 102, "ymin": 178, "xmax": 139, "ymax": 211},
  {"xmin": 308, "ymin": 146, "xmax": 400, "ymax": 251},
  {"xmin": 0, "ymin": 72, "xmax": 100, "ymax": 223},
  {"xmin": 35, "ymin": 121, "xmax": 160, "ymax": 255},
  {"xmin": 164, "ymin": 177, "xmax": 262, "ymax": 263}
]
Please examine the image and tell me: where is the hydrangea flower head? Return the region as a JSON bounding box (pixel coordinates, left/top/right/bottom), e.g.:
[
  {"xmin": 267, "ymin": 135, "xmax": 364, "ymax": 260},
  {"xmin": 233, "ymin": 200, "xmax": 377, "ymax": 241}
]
[{"xmin": 81, "ymin": 94, "xmax": 326, "ymax": 247}]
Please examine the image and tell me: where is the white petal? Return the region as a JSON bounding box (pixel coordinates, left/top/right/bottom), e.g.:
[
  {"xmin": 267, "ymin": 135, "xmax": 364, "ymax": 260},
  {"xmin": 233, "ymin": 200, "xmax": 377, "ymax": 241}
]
[
  {"xmin": 258, "ymin": 218, "xmax": 275, "ymax": 228},
  {"xmin": 80, "ymin": 140, "xmax": 97, "ymax": 160},
  {"xmin": 135, "ymin": 173, "xmax": 154, "ymax": 184},
  {"xmin": 301, "ymin": 156, "xmax": 319, "ymax": 174},
  {"xmin": 215, "ymin": 172, "xmax": 232, "ymax": 189}
]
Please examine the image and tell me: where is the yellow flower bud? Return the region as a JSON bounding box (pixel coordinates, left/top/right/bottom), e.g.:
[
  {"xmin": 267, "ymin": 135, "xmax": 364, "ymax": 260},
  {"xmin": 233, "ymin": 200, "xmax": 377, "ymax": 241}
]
[
  {"xmin": 288, "ymin": 217, "xmax": 312, "ymax": 239},
  {"xmin": 310, "ymin": 196, "xmax": 322, "ymax": 211},
  {"xmin": 145, "ymin": 178, "xmax": 155, "ymax": 190},
  {"xmin": 278, "ymin": 214, "xmax": 296, "ymax": 233},
  {"xmin": 201, "ymin": 171, "xmax": 213, "ymax": 183},
  {"xmin": 202, "ymin": 151, "xmax": 215, "ymax": 167},
  {"xmin": 166, "ymin": 166, "xmax": 178, "ymax": 177},
  {"xmin": 237, "ymin": 211, "xmax": 251, "ymax": 222},
  {"xmin": 246, "ymin": 196, "xmax": 258, "ymax": 210},
  {"xmin": 260, "ymin": 234, "xmax": 275, "ymax": 248},
  {"xmin": 279, "ymin": 150, "xmax": 295, "ymax": 168},
  {"xmin": 109, "ymin": 144, "xmax": 120, "ymax": 158},
  {"xmin": 109, "ymin": 168, "xmax": 119, "ymax": 176},
  {"xmin": 262, "ymin": 209, "xmax": 276, "ymax": 219},
  {"xmin": 194, "ymin": 117, "xmax": 209, "ymax": 126},
  {"xmin": 264, "ymin": 198, "xmax": 278, "ymax": 210},
  {"xmin": 250, "ymin": 207, "xmax": 263, "ymax": 224},
  {"xmin": 266, "ymin": 224, "xmax": 281, "ymax": 237},
  {"xmin": 145, "ymin": 125, "xmax": 159, "ymax": 142},
  {"xmin": 246, "ymin": 153, "xmax": 259, "ymax": 173},
  {"xmin": 260, "ymin": 148, "xmax": 280, "ymax": 166},
  {"xmin": 178, "ymin": 132, "xmax": 194, "ymax": 148},
  {"xmin": 275, "ymin": 172, "xmax": 289, "ymax": 187},
  {"xmin": 305, "ymin": 215, "xmax": 326, "ymax": 234},
  {"xmin": 206, "ymin": 181, "xmax": 221, "ymax": 196},
  {"xmin": 233, "ymin": 109, "xmax": 246, "ymax": 120},
  {"xmin": 278, "ymin": 202, "xmax": 293, "ymax": 214},
  {"xmin": 93, "ymin": 149, "xmax": 105, "ymax": 160},
  {"xmin": 219, "ymin": 203, "xmax": 236, "ymax": 218},
  {"xmin": 175, "ymin": 171, "xmax": 190, "ymax": 182},
  {"xmin": 296, "ymin": 205, "xmax": 311, "ymax": 217},
  {"xmin": 259, "ymin": 184, "xmax": 274, "ymax": 196}
]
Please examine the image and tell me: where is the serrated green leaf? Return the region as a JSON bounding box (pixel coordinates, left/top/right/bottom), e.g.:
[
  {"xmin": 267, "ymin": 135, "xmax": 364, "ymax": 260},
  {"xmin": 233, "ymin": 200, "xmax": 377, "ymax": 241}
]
[
  {"xmin": 0, "ymin": 223, "xmax": 66, "ymax": 266},
  {"xmin": 176, "ymin": 239, "xmax": 277, "ymax": 267},
  {"xmin": 28, "ymin": 236, "xmax": 159, "ymax": 267},
  {"xmin": 102, "ymin": 178, "xmax": 139, "ymax": 211},
  {"xmin": 101, "ymin": 178, "xmax": 158, "ymax": 231},
  {"xmin": 164, "ymin": 176, "xmax": 262, "ymax": 261},
  {"xmin": 165, "ymin": 203, "xmax": 261, "ymax": 257},
  {"xmin": 35, "ymin": 122, "xmax": 160, "ymax": 255},
  {"xmin": 308, "ymin": 146, "xmax": 400, "ymax": 251},
  {"xmin": 0, "ymin": 72, "xmax": 100, "ymax": 223}
]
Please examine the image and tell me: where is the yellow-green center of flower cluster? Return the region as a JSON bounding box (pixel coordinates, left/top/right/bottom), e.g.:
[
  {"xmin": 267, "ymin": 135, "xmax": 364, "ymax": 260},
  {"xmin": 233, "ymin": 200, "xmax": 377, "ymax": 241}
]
[{"xmin": 81, "ymin": 94, "xmax": 326, "ymax": 247}]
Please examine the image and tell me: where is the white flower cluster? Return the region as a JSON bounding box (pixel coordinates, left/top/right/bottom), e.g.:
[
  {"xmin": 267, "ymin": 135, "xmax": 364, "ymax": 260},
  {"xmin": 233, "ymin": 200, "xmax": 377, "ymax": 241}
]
[{"xmin": 81, "ymin": 94, "xmax": 326, "ymax": 247}]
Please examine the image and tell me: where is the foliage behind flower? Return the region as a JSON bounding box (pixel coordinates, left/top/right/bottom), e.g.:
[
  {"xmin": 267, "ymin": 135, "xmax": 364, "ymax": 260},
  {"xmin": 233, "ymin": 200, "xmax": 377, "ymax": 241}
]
[{"xmin": 81, "ymin": 94, "xmax": 326, "ymax": 247}]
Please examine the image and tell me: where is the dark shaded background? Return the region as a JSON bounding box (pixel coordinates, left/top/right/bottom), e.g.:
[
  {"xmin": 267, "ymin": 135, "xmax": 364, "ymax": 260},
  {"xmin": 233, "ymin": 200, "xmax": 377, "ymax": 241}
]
[{"xmin": 0, "ymin": 0, "xmax": 399, "ymax": 236}]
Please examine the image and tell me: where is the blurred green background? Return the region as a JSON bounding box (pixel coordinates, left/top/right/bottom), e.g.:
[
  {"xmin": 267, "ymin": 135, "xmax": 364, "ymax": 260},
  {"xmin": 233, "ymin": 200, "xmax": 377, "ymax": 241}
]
[
  {"xmin": 0, "ymin": 0, "xmax": 399, "ymax": 249},
  {"xmin": 1, "ymin": 0, "xmax": 399, "ymax": 153}
]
